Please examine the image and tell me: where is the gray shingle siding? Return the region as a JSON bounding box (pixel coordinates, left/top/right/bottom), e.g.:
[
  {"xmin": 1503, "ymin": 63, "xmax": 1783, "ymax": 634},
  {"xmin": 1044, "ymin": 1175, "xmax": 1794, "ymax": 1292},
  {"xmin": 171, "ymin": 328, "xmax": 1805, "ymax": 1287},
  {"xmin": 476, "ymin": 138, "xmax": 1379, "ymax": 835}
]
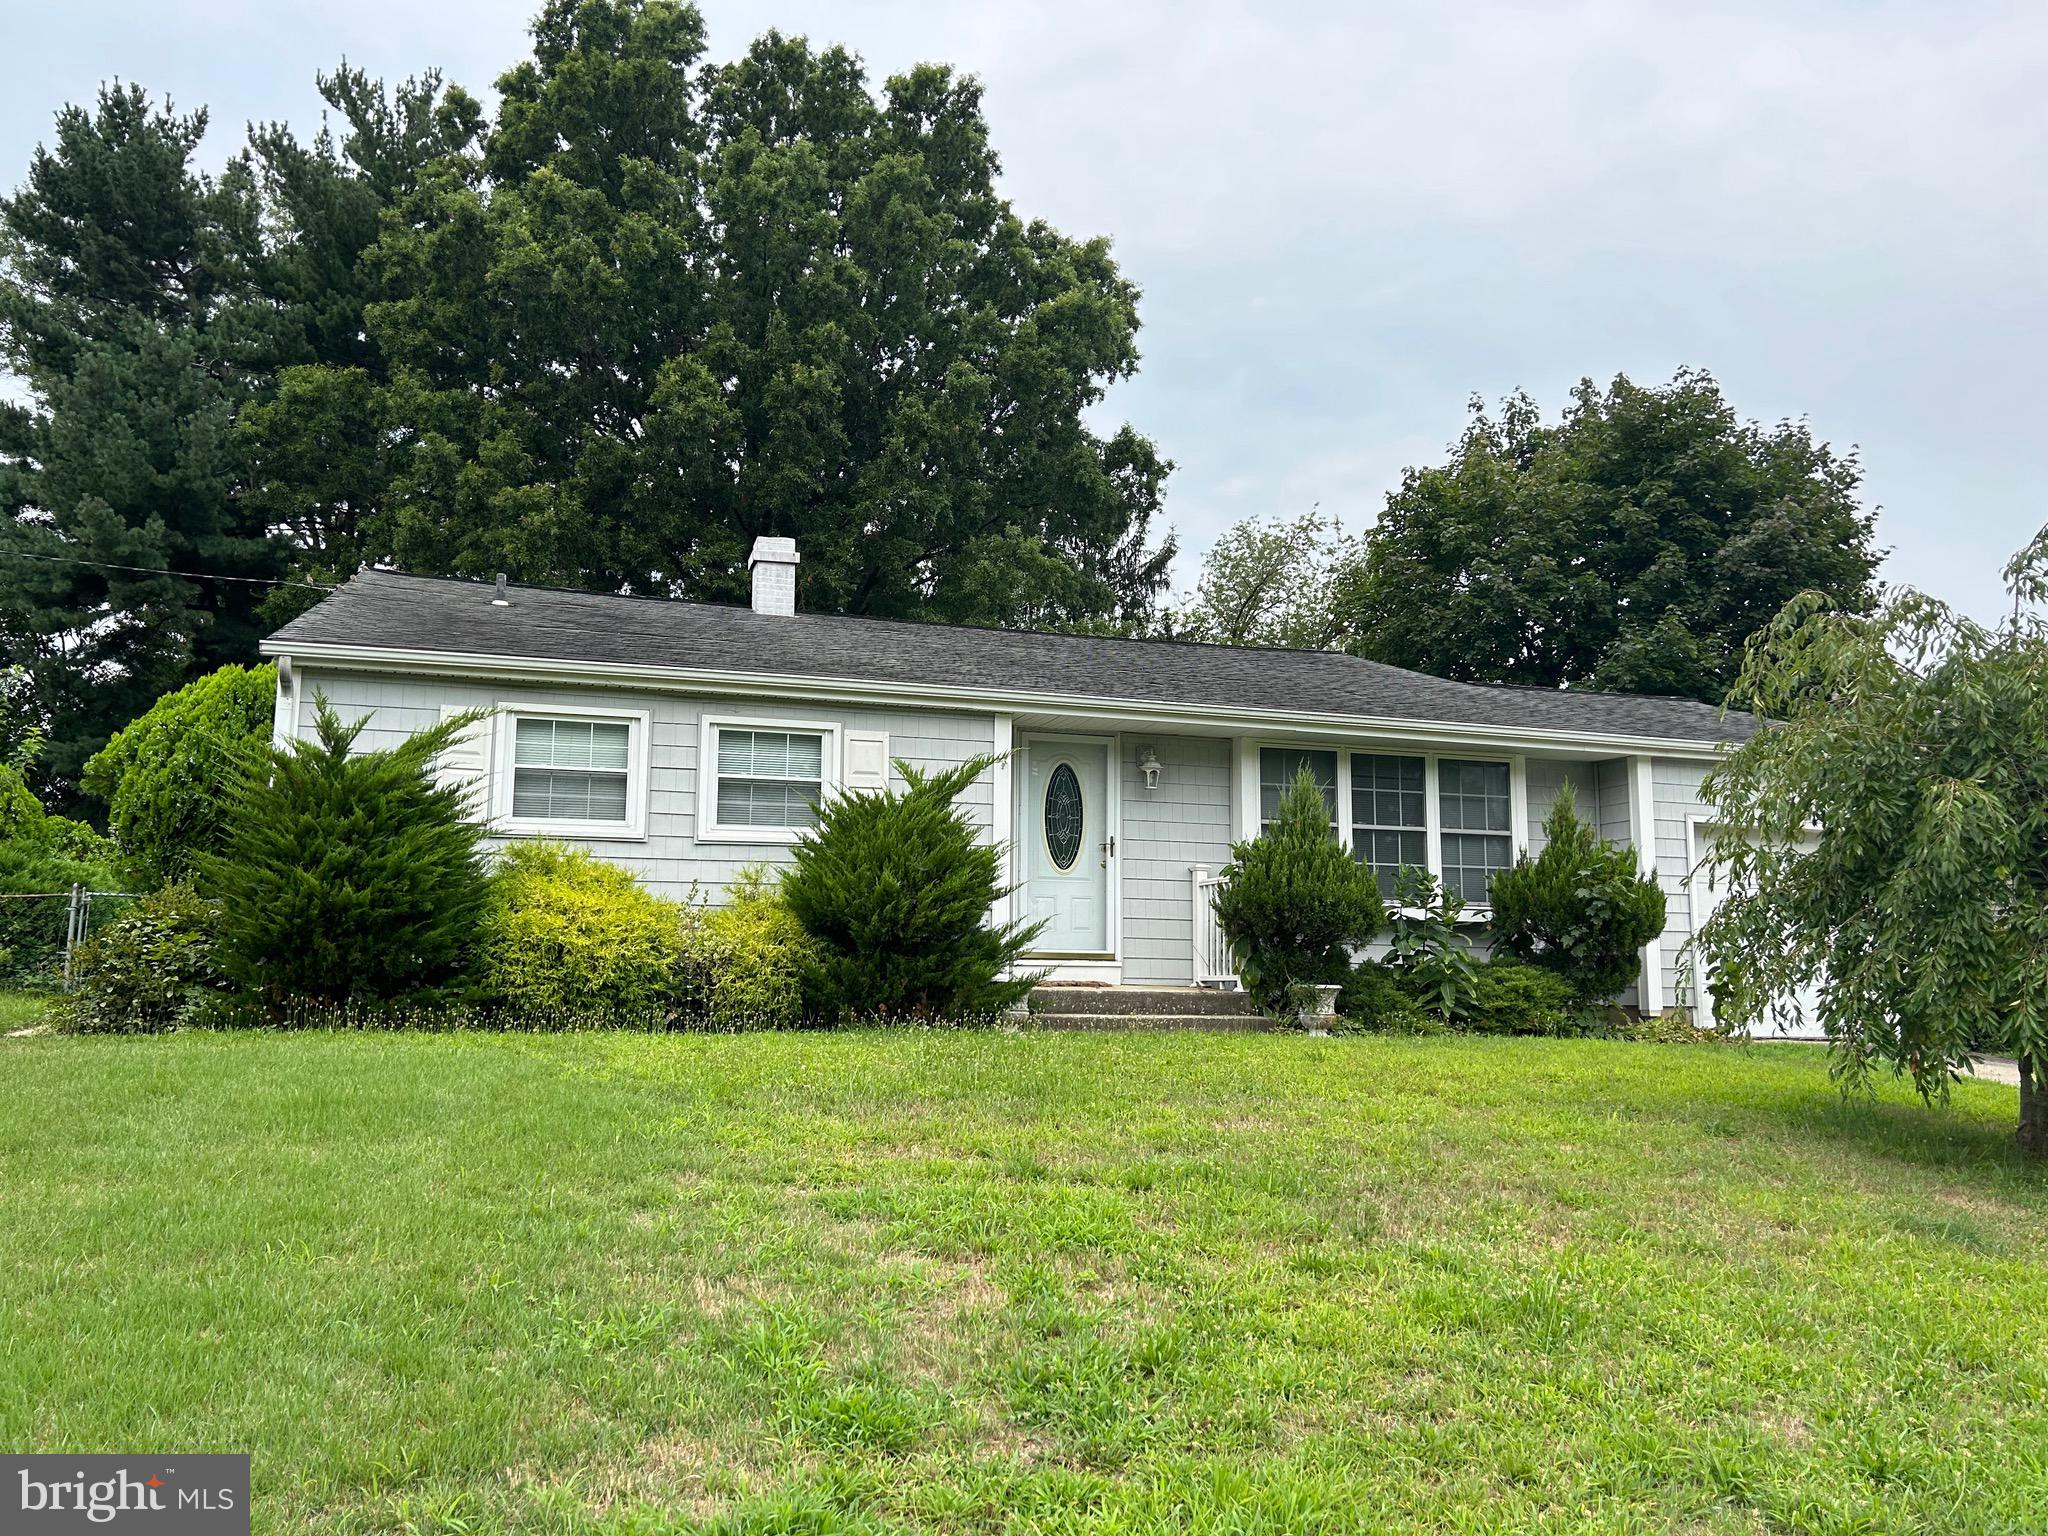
[
  {"xmin": 1116, "ymin": 735, "xmax": 1235, "ymax": 985},
  {"xmin": 1650, "ymin": 758, "xmax": 1713, "ymax": 1009},
  {"xmin": 290, "ymin": 667, "xmax": 995, "ymax": 902},
  {"xmin": 272, "ymin": 569, "xmax": 1758, "ymax": 747}
]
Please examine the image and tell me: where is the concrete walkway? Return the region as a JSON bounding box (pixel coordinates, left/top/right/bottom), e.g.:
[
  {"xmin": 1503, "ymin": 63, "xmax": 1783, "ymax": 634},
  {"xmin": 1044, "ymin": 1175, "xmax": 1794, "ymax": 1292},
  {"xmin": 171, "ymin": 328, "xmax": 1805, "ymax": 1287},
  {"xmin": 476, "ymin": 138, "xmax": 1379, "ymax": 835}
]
[{"xmin": 1970, "ymin": 1057, "xmax": 2021, "ymax": 1087}]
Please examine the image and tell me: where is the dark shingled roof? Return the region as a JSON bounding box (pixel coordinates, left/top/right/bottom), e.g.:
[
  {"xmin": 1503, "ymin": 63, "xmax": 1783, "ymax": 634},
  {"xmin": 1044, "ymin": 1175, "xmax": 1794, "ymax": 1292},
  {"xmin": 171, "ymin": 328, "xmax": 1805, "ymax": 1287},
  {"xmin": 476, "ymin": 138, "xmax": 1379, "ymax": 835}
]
[{"xmin": 268, "ymin": 568, "xmax": 1757, "ymax": 747}]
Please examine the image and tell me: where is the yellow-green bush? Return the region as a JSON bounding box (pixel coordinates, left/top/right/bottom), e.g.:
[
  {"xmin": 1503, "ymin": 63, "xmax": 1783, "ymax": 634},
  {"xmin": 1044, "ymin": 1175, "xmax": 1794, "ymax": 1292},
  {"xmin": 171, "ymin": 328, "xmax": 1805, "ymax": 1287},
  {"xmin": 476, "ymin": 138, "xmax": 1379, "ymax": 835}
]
[
  {"xmin": 677, "ymin": 867, "xmax": 822, "ymax": 1031},
  {"xmin": 478, "ymin": 842, "xmax": 684, "ymax": 1026}
]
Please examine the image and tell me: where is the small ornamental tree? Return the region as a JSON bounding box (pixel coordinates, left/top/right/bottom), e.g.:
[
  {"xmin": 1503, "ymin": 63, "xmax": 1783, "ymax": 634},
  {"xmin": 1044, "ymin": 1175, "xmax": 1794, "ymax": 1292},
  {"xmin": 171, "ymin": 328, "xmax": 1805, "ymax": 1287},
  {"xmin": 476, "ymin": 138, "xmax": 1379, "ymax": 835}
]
[
  {"xmin": 82, "ymin": 663, "xmax": 277, "ymax": 886},
  {"xmin": 1213, "ymin": 768, "xmax": 1385, "ymax": 1015},
  {"xmin": 782, "ymin": 754, "xmax": 1041, "ymax": 1022},
  {"xmin": 198, "ymin": 697, "xmax": 492, "ymax": 1010},
  {"xmin": 1490, "ymin": 782, "xmax": 1665, "ymax": 1004},
  {"xmin": 1696, "ymin": 527, "xmax": 2048, "ymax": 1160}
]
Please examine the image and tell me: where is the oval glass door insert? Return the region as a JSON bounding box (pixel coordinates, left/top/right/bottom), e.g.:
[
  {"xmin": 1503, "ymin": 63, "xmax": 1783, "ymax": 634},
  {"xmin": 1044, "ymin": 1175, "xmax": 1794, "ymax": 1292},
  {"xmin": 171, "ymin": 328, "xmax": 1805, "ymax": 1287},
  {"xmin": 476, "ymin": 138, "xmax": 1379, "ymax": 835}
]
[{"xmin": 1043, "ymin": 762, "xmax": 1085, "ymax": 870}]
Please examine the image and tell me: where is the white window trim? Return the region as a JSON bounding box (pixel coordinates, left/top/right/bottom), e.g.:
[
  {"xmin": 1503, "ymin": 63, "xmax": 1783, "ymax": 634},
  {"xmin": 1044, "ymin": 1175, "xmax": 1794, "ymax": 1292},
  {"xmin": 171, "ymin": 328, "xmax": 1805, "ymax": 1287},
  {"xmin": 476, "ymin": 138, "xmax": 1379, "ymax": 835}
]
[
  {"xmin": 697, "ymin": 713, "xmax": 842, "ymax": 845},
  {"xmin": 492, "ymin": 703, "xmax": 652, "ymax": 842},
  {"xmin": 1248, "ymin": 740, "xmax": 1528, "ymax": 918}
]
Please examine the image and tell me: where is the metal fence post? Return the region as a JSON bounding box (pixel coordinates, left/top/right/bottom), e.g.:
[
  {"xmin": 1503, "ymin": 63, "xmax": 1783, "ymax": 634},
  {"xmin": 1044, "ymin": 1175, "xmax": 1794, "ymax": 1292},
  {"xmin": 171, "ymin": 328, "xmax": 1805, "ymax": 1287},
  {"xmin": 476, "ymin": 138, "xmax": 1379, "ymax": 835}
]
[{"xmin": 62, "ymin": 883, "xmax": 83, "ymax": 989}]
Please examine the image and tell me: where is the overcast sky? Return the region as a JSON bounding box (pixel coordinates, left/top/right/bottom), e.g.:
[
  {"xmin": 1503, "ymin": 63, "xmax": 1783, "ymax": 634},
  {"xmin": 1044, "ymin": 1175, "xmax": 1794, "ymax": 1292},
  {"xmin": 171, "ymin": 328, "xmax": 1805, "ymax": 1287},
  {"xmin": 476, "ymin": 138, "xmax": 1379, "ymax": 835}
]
[{"xmin": 9, "ymin": 1, "xmax": 2045, "ymax": 621}]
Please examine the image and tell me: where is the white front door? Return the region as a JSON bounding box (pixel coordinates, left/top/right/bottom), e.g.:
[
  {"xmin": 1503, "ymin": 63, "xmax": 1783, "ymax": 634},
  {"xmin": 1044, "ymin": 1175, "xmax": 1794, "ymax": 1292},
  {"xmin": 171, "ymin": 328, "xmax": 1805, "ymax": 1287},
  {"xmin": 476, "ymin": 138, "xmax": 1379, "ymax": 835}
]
[{"xmin": 1021, "ymin": 737, "xmax": 1114, "ymax": 957}]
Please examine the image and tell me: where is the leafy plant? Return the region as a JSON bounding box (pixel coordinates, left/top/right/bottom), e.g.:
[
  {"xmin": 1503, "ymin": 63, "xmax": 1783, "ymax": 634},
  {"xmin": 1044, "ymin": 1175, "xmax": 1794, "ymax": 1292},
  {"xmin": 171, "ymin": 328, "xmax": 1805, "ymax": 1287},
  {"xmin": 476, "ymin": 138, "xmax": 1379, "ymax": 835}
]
[
  {"xmin": 56, "ymin": 885, "xmax": 226, "ymax": 1034},
  {"xmin": 1213, "ymin": 768, "xmax": 1385, "ymax": 1016},
  {"xmin": 199, "ymin": 696, "xmax": 492, "ymax": 1010},
  {"xmin": 477, "ymin": 841, "xmax": 685, "ymax": 1026},
  {"xmin": 81, "ymin": 663, "xmax": 277, "ymax": 886},
  {"xmin": 782, "ymin": 754, "xmax": 1040, "ymax": 1023},
  {"xmin": 1697, "ymin": 525, "xmax": 2048, "ymax": 1159},
  {"xmin": 676, "ymin": 867, "xmax": 822, "ymax": 1031},
  {"xmin": 1489, "ymin": 782, "xmax": 1665, "ymax": 1004},
  {"xmin": 1383, "ymin": 866, "xmax": 1477, "ymax": 1019}
]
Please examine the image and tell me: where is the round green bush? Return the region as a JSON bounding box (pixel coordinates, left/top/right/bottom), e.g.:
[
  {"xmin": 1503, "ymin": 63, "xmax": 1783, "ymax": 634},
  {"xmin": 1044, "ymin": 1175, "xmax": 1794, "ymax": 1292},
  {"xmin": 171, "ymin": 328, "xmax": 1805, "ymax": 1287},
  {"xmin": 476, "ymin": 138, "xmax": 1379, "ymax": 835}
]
[
  {"xmin": 56, "ymin": 885, "xmax": 226, "ymax": 1033},
  {"xmin": 82, "ymin": 663, "xmax": 275, "ymax": 887},
  {"xmin": 479, "ymin": 841, "xmax": 685, "ymax": 1026}
]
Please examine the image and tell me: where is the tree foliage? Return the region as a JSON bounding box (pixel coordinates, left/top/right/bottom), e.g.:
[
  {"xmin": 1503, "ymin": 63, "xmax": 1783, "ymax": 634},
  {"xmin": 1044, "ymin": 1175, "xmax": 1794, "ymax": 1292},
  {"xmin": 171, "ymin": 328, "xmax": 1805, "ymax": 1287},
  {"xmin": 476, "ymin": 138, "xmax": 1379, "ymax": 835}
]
[
  {"xmin": 1214, "ymin": 768, "xmax": 1385, "ymax": 1015},
  {"xmin": 1171, "ymin": 508, "xmax": 1359, "ymax": 649},
  {"xmin": 1339, "ymin": 371, "xmax": 1882, "ymax": 703},
  {"xmin": 199, "ymin": 697, "xmax": 491, "ymax": 1009},
  {"xmin": 81, "ymin": 662, "xmax": 275, "ymax": 886},
  {"xmin": 0, "ymin": 86, "xmax": 283, "ymax": 793},
  {"xmin": 781, "ymin": 753, "xmax": 1039, "ymax": 1021},
  {"xmin": 1490, "ymin": 782, "xmax": 1665, "ymax": 1004},
  {"xmin": 1696, "ymin": 528, "xmax": 2048, "ymax": 1159},
  {"xmin": 352, "ymin": 0, "xmax": 1170, "ymax": 627}
]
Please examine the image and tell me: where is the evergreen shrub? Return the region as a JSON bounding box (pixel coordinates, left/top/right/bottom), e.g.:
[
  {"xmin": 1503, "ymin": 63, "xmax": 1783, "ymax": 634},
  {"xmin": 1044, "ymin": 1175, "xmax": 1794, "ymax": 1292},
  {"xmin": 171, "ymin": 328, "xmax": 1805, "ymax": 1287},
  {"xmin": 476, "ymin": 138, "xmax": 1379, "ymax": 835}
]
[
  {"xmin": 1213, "ymin": 768, "xmax": 1385, "ymax": 1016},
  {"xmin": 782, "ymin": 754, "xmax": 1040, "ymax": 1022},
  {"xmin": 200, "ymin": 697, "xmax": 492, "ymax": 1010},
  {"xmin": 1490, "ymin": 783, "xmax": 1666, "ymax": 1003},
  {"xmin": 478, "ymin": 841, "xmax": 684, "ymax": 1026}
]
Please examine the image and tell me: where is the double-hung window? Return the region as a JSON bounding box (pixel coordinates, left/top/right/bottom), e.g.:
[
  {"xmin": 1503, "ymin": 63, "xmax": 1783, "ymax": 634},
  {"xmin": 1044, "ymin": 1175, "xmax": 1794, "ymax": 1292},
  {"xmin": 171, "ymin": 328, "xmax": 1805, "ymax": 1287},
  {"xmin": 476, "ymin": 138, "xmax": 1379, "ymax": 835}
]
[
  {"xmin": 701, "ymin": 720, "xmax": 834, "ymax": 841},
  {"xmin": 495, "ymin": 708, "xmax": 649, "ymax": 839},
  {"xmin": 1349, "ymin": 753, "xmax": 1427, "ymax": 897},
  {"xmin": 1438, "ymin": 758, "xmax": 1513, "ymax": 904}
]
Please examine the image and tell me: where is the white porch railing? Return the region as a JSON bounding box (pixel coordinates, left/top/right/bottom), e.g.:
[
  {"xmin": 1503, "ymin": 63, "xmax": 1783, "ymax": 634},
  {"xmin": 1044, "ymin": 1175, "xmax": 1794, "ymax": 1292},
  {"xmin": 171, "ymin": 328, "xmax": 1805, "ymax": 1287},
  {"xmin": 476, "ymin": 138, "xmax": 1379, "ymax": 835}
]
[{"xmin": 1190, "ymin": 865, "xmax": 1239, "ymax": 987}]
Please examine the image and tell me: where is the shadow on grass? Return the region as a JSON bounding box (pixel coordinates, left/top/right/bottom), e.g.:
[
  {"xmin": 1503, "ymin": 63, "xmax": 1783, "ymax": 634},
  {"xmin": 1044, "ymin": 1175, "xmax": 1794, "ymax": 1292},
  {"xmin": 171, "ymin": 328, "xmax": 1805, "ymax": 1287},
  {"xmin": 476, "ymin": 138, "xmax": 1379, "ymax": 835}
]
[{"xmin": 1767, "ymin": 1084, "xmax": 2042, "ymax": 1187}]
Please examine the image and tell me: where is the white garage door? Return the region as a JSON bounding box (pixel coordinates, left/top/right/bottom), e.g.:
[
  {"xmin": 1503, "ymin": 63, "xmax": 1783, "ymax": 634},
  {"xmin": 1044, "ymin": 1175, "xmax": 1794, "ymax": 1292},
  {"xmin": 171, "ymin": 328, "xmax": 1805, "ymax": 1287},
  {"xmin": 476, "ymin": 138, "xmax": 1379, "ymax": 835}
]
[{"xmin": 1689, "ymin": 824, "xmax": 1826, "ymax": 1040}]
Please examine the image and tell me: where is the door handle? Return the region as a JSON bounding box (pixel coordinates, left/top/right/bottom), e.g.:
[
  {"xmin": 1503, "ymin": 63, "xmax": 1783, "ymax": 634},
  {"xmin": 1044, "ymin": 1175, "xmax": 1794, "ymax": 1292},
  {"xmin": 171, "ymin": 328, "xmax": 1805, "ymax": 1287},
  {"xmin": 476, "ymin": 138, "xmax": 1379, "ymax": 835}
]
[{"xmin": 1101, "ymin": 835, "xmax": 1116, "ymax": 867}]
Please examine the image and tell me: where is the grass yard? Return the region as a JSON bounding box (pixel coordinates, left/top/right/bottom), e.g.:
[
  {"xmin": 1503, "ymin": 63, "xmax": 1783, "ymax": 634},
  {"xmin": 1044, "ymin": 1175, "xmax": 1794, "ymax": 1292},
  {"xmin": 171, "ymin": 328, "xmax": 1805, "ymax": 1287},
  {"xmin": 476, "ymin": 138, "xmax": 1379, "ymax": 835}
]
[{"xmin": 2, "ymin": 1028, "xmax": 2043, "ymax": 1536}]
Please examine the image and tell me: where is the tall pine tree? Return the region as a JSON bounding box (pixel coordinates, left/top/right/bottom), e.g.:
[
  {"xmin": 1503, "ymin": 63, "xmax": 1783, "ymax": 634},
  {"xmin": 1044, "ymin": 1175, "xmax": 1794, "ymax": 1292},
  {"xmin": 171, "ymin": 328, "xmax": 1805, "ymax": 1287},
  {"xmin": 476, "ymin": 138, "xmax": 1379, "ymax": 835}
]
[{"xmin": 0, "ymin": 86, "xmax": 284, "ymax": 794}]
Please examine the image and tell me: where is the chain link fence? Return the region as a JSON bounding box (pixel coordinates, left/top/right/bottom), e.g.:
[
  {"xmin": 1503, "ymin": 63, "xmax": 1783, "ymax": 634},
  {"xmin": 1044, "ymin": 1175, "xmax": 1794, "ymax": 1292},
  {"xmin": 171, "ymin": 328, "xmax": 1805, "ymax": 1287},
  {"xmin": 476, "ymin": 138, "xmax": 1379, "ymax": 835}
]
[{"xmin": 0, "ymin": 887, "xmax": 143, "ymax": 990}]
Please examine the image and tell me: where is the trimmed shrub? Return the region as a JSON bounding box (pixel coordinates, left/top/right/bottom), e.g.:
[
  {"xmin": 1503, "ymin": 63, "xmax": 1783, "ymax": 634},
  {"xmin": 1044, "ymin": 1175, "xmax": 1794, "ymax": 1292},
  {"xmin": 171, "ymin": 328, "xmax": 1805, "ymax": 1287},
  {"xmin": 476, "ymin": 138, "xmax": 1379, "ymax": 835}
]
[
  {"xmin": 200, "ymin": 697, "xmax": 492, "ymax": 1010},
  {"xmin": 1490, "ymin": 782, "xmax": 1666, "ymax": 1004},
  {"xmin": 56, "ymin": 885, "xmax": 225, "ymax": 1034},
  {"xmin": 1450, "ymin": 958, "xmax": 1582, "ymax": 1036},
  {"xmin": 1214, "ymin": 768, "xmax": 1385, "ymax": 1015},
  {"xmin": 478, "ymin": 841, "xmax": 684, "ymax": 1026},
  {"xmin": 1336, "ymin": 960, "xmax": 1439, "ymax": 1034},
  {"xmin": 782, "ymin": 754, "xmax": 1040, "ymax": 1022},
  {"xmin": 0, "ymin": 762, "xmax": 124, "ymax": 984},
  {"xmin": 81, "ymin": 663, "xmax": 275, "ymax": 886},
  {"xmin": 677, "ymin": 868, "xmax": 822, "ymax": 1031}
]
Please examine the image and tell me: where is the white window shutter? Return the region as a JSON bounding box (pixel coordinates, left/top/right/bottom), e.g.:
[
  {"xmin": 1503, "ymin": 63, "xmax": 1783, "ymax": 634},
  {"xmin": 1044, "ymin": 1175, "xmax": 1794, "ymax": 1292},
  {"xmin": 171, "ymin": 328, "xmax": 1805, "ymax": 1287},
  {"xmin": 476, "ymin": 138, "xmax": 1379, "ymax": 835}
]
[
  {"xmin": 844, "ymin": 731, "xmax": 890, "ymax": 790},
  {"xmin": 436, "ymin": 706, "xmax": 495, "ymax": 822}
]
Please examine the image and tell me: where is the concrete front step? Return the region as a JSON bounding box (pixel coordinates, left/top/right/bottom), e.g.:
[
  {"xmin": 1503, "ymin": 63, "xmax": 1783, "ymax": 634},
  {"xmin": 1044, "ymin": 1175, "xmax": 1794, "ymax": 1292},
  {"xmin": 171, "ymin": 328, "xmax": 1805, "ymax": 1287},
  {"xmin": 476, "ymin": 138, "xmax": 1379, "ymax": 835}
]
[
  {"xmin": 1022, "ymin": 1011, "xmax": 1278, "ymax": 1033},
  {"xmin": 1028, "ymin": 985, "xmax": 1259, "ymax": 1019}
]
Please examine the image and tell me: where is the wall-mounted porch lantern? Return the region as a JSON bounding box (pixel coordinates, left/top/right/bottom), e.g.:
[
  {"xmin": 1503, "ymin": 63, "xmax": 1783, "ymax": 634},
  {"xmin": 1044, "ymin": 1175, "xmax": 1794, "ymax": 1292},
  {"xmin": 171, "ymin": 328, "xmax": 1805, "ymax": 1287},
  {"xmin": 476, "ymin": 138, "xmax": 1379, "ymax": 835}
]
[{"xmin": 1137, "ymin": 746, "xmax": 1163, "ymax": 791}]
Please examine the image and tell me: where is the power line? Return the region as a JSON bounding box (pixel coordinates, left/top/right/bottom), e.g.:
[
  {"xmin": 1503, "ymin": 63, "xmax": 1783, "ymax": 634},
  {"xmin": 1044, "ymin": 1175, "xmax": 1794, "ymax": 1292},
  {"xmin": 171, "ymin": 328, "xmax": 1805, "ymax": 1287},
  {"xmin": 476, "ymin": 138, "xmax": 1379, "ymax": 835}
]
[{"xmin": 0, "ymin": 549, "xmax": 335, "ymax": 591}]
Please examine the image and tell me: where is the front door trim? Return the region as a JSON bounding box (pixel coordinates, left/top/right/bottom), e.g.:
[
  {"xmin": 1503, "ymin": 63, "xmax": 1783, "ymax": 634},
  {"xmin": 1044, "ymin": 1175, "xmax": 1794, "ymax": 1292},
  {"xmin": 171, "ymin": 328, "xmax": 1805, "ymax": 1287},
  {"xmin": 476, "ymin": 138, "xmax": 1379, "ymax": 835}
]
[{"xmin": 1016, "ymin": 731, "xmax": 1122, "ymax": 969}]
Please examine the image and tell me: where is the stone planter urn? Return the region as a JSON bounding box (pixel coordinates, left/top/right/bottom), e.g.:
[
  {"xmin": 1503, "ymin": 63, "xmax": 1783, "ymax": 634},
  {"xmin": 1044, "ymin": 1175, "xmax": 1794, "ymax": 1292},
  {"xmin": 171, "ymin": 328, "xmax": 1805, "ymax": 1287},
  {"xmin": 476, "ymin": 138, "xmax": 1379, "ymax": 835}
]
[{"xmin": 1294, "ymin": 983, "xmax": 1343, "ymax": 1035}]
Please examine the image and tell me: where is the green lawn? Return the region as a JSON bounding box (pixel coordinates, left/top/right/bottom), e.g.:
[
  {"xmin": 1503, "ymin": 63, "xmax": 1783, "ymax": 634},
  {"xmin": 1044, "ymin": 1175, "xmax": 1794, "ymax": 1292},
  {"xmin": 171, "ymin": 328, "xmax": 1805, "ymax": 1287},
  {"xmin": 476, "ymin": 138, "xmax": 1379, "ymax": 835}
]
[
  {"xmin": 0, "ymin": 988, "xmax": 51, "ymax": 1031},
  {"xmin": 1, "ymin": 1030, "xmax": 2042, "ymax": 1535}
]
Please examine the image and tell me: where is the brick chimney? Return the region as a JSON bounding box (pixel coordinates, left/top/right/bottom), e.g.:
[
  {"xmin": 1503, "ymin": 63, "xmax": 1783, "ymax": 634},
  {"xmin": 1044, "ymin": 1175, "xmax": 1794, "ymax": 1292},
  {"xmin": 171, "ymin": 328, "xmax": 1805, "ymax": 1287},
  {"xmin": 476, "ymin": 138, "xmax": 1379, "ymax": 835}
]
[{"xmin": 747, "ymin": 536, "xmax": 800, "ymax": 616}]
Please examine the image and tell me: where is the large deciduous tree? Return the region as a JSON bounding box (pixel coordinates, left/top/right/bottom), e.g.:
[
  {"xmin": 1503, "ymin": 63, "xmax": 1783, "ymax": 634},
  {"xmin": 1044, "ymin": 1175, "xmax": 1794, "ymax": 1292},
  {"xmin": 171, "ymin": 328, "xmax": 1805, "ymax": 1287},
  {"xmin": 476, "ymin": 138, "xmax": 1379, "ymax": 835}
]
[
  {"xmin": 1339, "ymin": 371, "xmax": 1882, "ymax": 703},
  {"xmin": 1696, "ymin": 530, "xmax": 2048, "ymax": 1160},
  {"xmin": 355, "ymin": 0, "xmax": 1171, "ymax": 626},
  {"xmin": 1171, "ymin": 508, "xmax": 1359, "ymax": 649},
  {"xmin": 0, "ymin": 86, "xmax": 287, "ymax": 793}
]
